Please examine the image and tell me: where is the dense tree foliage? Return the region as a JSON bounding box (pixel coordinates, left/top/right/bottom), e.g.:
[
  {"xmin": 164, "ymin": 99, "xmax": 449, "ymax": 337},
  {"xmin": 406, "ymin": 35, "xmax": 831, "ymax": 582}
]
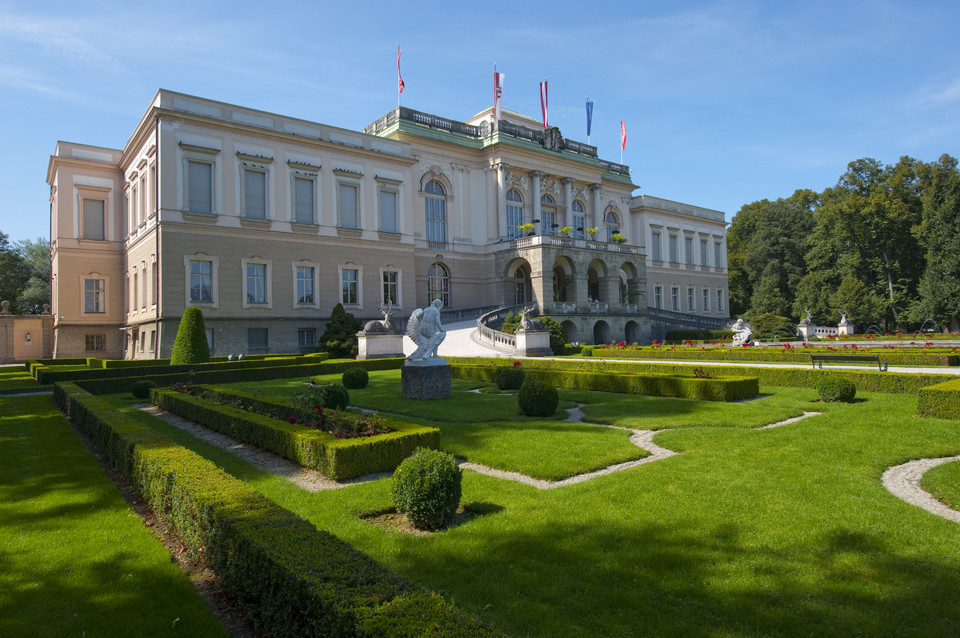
[
  {"xmin": 729, "ymin": 155, "xmax": 960, "ymax": 331},
  {"xmin": 0, "ymin": 232, "xmax": 48, "ymax": 314},
  {"xmin": 319, "ymin": 303, "xmax": 362, "ymax": 358}
]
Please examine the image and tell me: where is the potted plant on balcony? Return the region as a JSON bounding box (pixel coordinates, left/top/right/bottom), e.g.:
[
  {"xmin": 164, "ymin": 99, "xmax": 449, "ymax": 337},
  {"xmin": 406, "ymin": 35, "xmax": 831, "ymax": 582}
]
[
  {"xmin": 558, "ymin": 226, "xmax": 573, "ymax": 237},
  {"xmin": 585, "ymin": 227, "xmax": 599, "ymax": 239},
  {"xmin": 611, "ymin": 232, "xmax": 627, "ymax": 245},
  {"xmin": 518, "ymin": 223, "xmax": 536, "ymax": 236}
]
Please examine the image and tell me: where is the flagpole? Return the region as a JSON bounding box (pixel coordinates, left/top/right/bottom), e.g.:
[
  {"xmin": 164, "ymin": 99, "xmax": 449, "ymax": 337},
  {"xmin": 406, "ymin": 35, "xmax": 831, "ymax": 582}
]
[{"xmin": 397, "ymin": 43, "xmax": 401, "ymax": 109}]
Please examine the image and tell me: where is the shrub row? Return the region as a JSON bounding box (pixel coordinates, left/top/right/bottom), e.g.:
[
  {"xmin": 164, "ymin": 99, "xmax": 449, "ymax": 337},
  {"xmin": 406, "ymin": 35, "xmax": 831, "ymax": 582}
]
[
  {"xmin": 31, "ymin": 352, "xmax": 340, "ymax": 384},
  {"xmin": 69, "ymin": 358, "xmax": 404, "ymax": 396},
  {"xmin": 52, "ymin": 382, "xmax": 502, "ymax": 637},
  {"xmin": 585, "ymin": 346, "xmax": 960, "ymax": 367},
  {"xmin": 452, "ymin": 364, "xmax": 759, "ymax": 402},
  {"xmin": 152, "ymin": 387, "xmax": 439, "ymax": 480},
  {"xmin": 663, "ymin": 329, "xmax": 735, "ymax": 342},
  {"xmin": 918, "ymin": 378, "xmax": 960, "ymax": 419},
  {"xmin": 447, "ymin": 357, "xmax": 956, "ymax": 395}
]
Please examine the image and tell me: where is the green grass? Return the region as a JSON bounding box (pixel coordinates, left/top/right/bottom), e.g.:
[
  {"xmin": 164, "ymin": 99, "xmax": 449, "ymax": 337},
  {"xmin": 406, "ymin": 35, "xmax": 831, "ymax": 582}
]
[
  {"xmin": 0, "ymin": 395, "xmax": 226, "ymax": 638},
  {"xmin": 0, "ymin": 369, "xmax": 45, "ymax": 393},
  {"xmin": 921, "ymin": 460, "xmax": 960, "ymax": 510},
  {"xmin": 112, "ymin": 372, "xmax": 960, "ymax": 636}
]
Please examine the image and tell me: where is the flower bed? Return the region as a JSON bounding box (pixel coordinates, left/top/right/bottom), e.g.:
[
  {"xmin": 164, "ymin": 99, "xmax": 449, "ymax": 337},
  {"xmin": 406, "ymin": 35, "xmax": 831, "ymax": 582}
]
[{"xmin": 152, "ymin": 385, "xmax": 439, "ymax": 480}]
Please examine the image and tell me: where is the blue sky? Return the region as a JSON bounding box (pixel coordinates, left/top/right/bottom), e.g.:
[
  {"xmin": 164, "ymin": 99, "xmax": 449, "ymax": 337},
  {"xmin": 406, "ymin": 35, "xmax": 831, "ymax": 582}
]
[{"xmin": 1, "ymin": 0, "xmax": 958, "ymax": 244}]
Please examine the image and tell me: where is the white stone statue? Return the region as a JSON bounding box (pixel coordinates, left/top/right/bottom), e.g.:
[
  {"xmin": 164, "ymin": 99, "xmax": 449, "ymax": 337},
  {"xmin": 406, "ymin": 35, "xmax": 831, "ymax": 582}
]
[
  {"xmin": 406, "ymin": 298, "xmax": 447, "ymax": 363},
  {"xmin": 731, "ymin": 318, "xmax": 752, "ymax": 346}
]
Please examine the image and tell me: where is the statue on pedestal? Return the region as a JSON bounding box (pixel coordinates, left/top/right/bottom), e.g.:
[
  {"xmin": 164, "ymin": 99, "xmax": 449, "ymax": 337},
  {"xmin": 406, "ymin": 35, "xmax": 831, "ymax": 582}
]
[
  {"xmin": 731, "ymin": 318, "xmax": 753, "ymax": 346},
  {"xmin": 406, "ymin": 298, "xmax": 446, "ymax": 363}
]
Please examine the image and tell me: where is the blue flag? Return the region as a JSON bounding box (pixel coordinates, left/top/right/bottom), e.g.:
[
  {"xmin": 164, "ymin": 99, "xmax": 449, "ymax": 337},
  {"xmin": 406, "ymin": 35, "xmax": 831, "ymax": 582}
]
[{"xmin": 586, "ymin": 100, "xmax": 594, "ymax": 137}]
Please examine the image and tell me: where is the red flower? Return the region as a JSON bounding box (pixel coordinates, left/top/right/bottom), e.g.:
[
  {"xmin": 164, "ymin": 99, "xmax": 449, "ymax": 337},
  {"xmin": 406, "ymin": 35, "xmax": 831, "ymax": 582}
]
[
  {"xmin": 513, "ymin": 361, "xmax": 521, "ymax": 367},
  {"xmin": 288, "ymin": 416, "xmax": 298, "ymax": 424}
]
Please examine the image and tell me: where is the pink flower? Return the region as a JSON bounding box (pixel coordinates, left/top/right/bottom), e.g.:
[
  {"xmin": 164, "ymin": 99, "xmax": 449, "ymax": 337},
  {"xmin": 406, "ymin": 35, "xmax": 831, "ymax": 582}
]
[{"xmin": 288, "ymin": 416, "xmax": 298, "ymax": 424}]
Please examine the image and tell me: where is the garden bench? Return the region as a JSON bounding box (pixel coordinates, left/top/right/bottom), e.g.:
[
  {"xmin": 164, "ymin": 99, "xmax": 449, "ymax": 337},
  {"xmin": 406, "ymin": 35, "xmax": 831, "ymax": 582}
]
[{"xmin": 810, "ymin": 353, "xmax": 887, "ymax": 371}]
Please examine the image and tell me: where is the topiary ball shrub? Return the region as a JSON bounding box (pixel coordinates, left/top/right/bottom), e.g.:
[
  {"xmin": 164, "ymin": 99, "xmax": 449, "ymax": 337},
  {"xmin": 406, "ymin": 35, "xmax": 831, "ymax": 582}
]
[
  {"xmin": 319, "ymin": 383, "xmax": 350, "ymax": 410},
  {"xmin": 816, "ymin": 375, "xmax": 857, "ymax": 403},
  {"xmin": 341, "ymin": 366, "xmax": 369, "ymax": 390},
  {"xmin": 517, "ymin": 381, "xmax": 559, "ymax": 417},
  {"xmin": 131, "ymin": 379, "xmax": 158, "ymax": 399},
  {"xmin": 493, "ymin": 364, "xmax": 525, "ymax": 390},
  {"xmin": 392, "ymin": 447, "xmax": 462, "ymax": 531},
  {"xmin": 170, "ymin": 306, "xmax": 210, "ymax": 365}
]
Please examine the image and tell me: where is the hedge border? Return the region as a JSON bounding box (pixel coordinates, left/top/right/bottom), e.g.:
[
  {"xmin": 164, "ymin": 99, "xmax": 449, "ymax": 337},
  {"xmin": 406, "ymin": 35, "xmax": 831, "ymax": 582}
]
[
  {"xmin": 448, "ymin": 357, "xmax": 956, "ymax": 395},
  {"xmin": 585, "ymin": 346, "xmax": 960, "ymax": 367},
  {"xmin": 918, "ymin": 378, "xmax": 960, "ymax": 419},
  {"xmin": 452, "ymin": 364, "xmax": 759, "ymax": 402},
  {"xmin": 52, "ymin": 382, "xmax": 504, "ymax": 638},
  {"xmin": 152, "ymin": 387, "xmax": 440, "ymax": 480}
]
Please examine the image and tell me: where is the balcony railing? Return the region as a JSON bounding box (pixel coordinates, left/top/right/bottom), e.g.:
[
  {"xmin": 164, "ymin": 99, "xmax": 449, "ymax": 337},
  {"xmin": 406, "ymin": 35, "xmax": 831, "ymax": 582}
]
[{"xmin": 512, "ymin": 233, "xmax": 640, "ymax": 255}]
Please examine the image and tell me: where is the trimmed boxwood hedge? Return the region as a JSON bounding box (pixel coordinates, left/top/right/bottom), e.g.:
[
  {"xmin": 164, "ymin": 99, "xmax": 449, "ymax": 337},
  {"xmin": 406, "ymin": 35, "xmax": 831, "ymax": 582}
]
[
  {"xmin": 152, "ymin": 387, "xmax": 439, "ymax": 480},
  {"xmin": 52, "ymin": 382, "xmax": 502, "ymax": 637},
  {"xmin": 918, "ymin": 378, "xmax": 960, "ymax": 419},
  {"xmin": 586, "ymin": 345, "xmax": 960, "ymax": 367},
  {"xmin": 453, "ymin": 363, "xmax": 759, "ymax": 402},
  {"xmin": 448, "ymin": 357, "xmax": 955, "ymax": 395}
]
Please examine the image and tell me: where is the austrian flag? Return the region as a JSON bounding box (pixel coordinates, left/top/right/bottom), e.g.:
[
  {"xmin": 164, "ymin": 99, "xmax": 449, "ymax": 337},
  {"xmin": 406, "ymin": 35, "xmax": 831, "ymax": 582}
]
[{"xmin": 397, "ymin": 45, "xmax": 404, "ymax": 94}]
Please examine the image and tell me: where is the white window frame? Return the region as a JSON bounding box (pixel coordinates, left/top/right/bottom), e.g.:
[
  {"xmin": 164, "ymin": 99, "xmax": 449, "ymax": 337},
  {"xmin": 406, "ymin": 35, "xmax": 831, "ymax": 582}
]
[
  {"xmin": 654, "ymin": 285, "xmax": 663, "ymax": 310},
  {"xmin": 715, "ymin": 240, "xmax": 723, "ymax": 269},
  {"xmin": 336, "ymin": 175, "xmax": 361, "ymax": 229},
  {"xmin": 83, "ymin": 277, "xmax": 106, "ymax": 315},
  {"xmin": 184, "ymin": 254, "xmax": 219, "ymax": 308},
  {"xmin": 571, "ymin": 200, "xmax": 586, "ymax": 239},
  {"xmin": 180, "ymin": 144, "xmax": 219, "ymax": 214},
  {"xmin": 242, "ymin": 258, "xmax": 272, "ymax": 309},
  {"xmin": 687, "ymin": 287, "xmax": 696, "ymax": 312},
  {"xmin": 703, "ymin": 288, "xmax": 711, "ymax": 312},
  {"xmin": 289, "ymin": 161, "xmax": 320, "ymax": 225},
  {"xmin": 428, "ymin": 262, "xmax": 451, "ymax": 307},
  {"xmin": 292, "ymin": 261, "xmax": 320, "ymax": 309},
  {"xmin": 684, "ymin": 235, "xmax": 695, "ymax": 266},
  {"xmin": 650, "ymin": 226, "xmax": 662, "ymax": 262},
  {"xmin": 668, "ymin": 232, "xmax": 679, "ymax": 263},
  {"xmin": 241, "ymin": 166, "xmax": 269, "ymax": 219},
  {"xmin": 717, "ymin": 289, "xmax": 725, "ymax": 313},
  {"xmin": 507, "ymin": 189, "xmax": 524, "ymax": 239},
  {"xmin": 380, "ymin": 267, "xmax": 402, "ymax": 307},
  {"xmin": 339, "ymin": 264, "xmax": 362, "ymax": 309},
  {"xmin": 298, "ymin": 327, "xmax": 317, "ymax": 349},
  {"xmin": 671, "ymin": 286, "xmax": 680, "ymax": 311},
  {"xmin": 424, "ymin": 180, "xmax": 447, "ymax": 246},
  {"xmin": 77, "ymin": 185, "xmax": 110, "ymax": 241},
  {"xmin": 376, "ymin": 176, "xmax": 401, "ymax": 234}
]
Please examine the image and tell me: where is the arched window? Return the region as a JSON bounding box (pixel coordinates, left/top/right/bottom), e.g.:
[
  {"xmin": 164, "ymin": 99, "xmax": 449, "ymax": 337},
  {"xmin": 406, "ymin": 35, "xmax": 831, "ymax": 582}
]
[
  {"xmin": 425, "ymin": 181, "xmax": 446, "ymax": 247},
  {"xmin": 506, "ymin": 189, "xmax": 523, "ymax": 239},
  {"xmin": 605, "ymin": 210, "xmax": 620, "ymax": 240},
  {"xmin": 427, "ymin": 262, "xmax": 450, "ymax": 307},
  {"xmin": 540, "ymin": 194, "xmax": 557, "ymax": 234},
  {"xmin": 571, "ymin": 200, "xmax": 586, "ymax": 238}
]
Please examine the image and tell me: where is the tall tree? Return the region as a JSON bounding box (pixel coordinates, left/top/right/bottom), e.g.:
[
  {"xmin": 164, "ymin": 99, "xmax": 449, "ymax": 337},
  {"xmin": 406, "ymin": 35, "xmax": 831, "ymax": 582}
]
[
  {"xmin": 915, "ymin": 154, "xmax": 960, "ymax": 330},
  {"xmin": 15, "ymin": 237, "xmax": 50, "ymax": 314},
  {"xmin": 0, "ymin": 231, "xmax": 27, "ymax": 312}
]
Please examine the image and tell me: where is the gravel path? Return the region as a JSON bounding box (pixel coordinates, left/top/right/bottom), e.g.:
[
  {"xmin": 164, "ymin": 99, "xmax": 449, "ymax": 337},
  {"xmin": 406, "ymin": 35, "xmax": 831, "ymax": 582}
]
[
  {"xmin": 138, "ymin": 405, "xmax": 389, "ymax": 492},
  {"xmin": 882, "ymin": 456, "xmax": 960, "ymax": 525}
]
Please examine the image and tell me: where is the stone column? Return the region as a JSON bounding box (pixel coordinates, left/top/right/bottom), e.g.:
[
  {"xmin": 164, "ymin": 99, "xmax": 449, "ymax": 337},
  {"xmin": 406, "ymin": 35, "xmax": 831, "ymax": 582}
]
[
  {"xmin": 496, "ymin": 162, "xmax": 508, "ymax": 237},
  {"xmin": 530, "ymin": 171, "xmax": 543, "ymax": 228},
  {"xmin": 590, "ymin": 183, "xmax": 602, "ymax": 229},
  {"xmin": 562, "ymin": 177, "xmax": 574, "ymax": 229}
]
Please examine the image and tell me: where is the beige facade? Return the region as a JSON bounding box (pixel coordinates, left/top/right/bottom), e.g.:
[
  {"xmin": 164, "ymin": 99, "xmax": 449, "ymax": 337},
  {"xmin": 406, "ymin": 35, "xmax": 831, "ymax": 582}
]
[{"xmin": 46, "ymin": 90, "xmax": 729, "ymax": 359}]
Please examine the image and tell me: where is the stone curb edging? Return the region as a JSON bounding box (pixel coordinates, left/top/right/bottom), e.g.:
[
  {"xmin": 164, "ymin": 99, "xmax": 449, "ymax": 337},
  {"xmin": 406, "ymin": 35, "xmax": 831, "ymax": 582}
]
[{"xmin": 882, "ymin": 456, "xmax": 960, "ymax": 525}]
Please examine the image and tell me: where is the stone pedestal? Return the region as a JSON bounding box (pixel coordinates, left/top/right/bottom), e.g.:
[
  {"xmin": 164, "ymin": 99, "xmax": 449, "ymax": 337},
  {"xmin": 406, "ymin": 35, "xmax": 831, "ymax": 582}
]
[
  {"xmin": 516, "ymin": 329, "xmax": 553, "ymax": 356},
  {"xmin": 357, "ymin": 332, "xmax": 404, "ymax": 359},
  {"xmin": 401, "ymin": 363, "xmax": 452, "ymax": 400}
]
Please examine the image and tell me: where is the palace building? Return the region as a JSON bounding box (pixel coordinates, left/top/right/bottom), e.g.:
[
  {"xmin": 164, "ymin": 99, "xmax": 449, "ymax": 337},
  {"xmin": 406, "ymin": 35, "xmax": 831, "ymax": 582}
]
[{"xmin": 46, "ymin": 90, "xmax": 729, "ymax": 359}]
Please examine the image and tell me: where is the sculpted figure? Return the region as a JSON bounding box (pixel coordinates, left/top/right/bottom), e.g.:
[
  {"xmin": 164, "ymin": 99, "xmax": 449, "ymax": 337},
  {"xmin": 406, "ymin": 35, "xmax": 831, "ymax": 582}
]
[
  {"xmin": 406, "ymin": 298, "xmax": 447, "ymax": 361},
  {"xmin": 731, "ymin": 318, "xmax": 753, "ymax": 346}
]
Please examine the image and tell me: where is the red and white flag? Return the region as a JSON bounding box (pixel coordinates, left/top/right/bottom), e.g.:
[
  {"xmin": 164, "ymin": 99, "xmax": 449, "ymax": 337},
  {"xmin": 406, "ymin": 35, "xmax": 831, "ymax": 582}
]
[
  {"xmin": 397, "ymin": 44, "xmax": 405, "ymax": 94},
  {"xmin": 494, "ymin": 72, "xmax": 505, "ymax": 120},
  {"xmin": 540, "ymin": 79, "xmax": 549, "ymax": 128},
  {"xmin": 620, "ymin": 120, "xmax": 627, "ymax": 150}
]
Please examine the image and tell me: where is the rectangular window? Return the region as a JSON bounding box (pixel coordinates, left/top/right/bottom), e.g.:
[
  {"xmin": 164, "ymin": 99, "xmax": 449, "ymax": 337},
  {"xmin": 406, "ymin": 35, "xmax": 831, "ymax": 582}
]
[
  {"xmin": 138, "ymin": 331, "xmax": 145, "ymax": 352},
  {"xmin": 671, "ymin": 287, "xmax": 680, "ymax": 311},
  {"xmin": 715, "ymin": 242, "xmax": 723, "ymax": 268},
  {"xmin": 293, "ymin": 176, "xmax": 315, "ymax": 224},
  {"xmin": 687, "ymin": 288, "xmax": 696, "ymax": 311},
  {"xmin": 190, "ymin": 260, "xmax": 213, "ymax": 303},
  {"xmin": 717, "ymin": 289, "xmax": 725, "ymax": 312},
  {"xmin": 651, "ymin": 230, "xmax": 662, "ymax": 261},
  {"xmin": 379, "ymin": 189, "xmax": 398, "ymax": 233},
  {"xmin": 84, "ymin": 334, "xmax": 106, "ymax": 352},
  {"xmin": 205, "ymin": 328, "xmax": 214, "ymax": 351},
  {"xmin": 131, "ymin": 184, "xmax": 139, "ymax": 226},
  {"xmin": 572, "ymin": 214, "xmax": 585, "ymax": 239},
  {"xmin": 243, "ymin": 168, "xmax": 267, "ymax": 219},
  {"xmin": 668, "ymin": 234, "xmax": 678, "ymax": 263},
  {"xmin": 298, "ymin": 327, "xmax": 316, "ymax": 349},
  {"xmin": 151, "ymin": 262, "xmax": 158, "ymax": 305},
  {"xmin": 341, "ymin": 268, "xmax": 358, "ymax": 305},
  {"xmin": 382, "ymin": 270, "xmax": 398, "ymax": 306},
  {"xmin": 703, "ymin": 289, "xmax": 711, "ymax": 312},
  {"xmin": 425, "ymin": 197, "xmax": 446, "ymax": 245},
  {"xmin": 700, "ymin": 239, "xmax": 708, "ymax": 266},
  {"xmin": 685, "ymin": 237, "xmax": 694, "ymax": 265},
  {"xmin": 140, "ymin": 174, "xmax": 147, "ymax": 223},
  {"xmin": 248, "ymin": 327, "xmax": 268, "ymax": 351},
  {"xmin": 84, "ymin": 279, "xmax": 104, "ymax": 313},
  {"xmin": 654, "ymin": 285, "xmax": 663, "ymax": 310},
  {"xmin": 246, "ymin": 263, "xmax": 267, "ymax": 303},
  {"xmin": 82, "ymin": 199, "xmax": 105, "ymax": 240},
  {"xmin": 296, "ymin": 266, "xmax": 315, "ymax": 304},
  {"xmin": 149, "ymin": 330, "xmax": 156, "ymax": 353},
  {"xmin": 132, "ymin": 273, "xmax": 138, "ymax": 312},
  {"xmin": 338, "ymin": 183, "xmax": 359, "ymax": 228},
  {"xmin": 507, "ymin": 203, "xmax": 524, "ymax": 239},
  {"xmin": 541, "ymin": 209, "xmax": 556, "ymax": 233},
  {"xmin": 186, "ymin": 160, "xmax": 213, "ymax": 213}
]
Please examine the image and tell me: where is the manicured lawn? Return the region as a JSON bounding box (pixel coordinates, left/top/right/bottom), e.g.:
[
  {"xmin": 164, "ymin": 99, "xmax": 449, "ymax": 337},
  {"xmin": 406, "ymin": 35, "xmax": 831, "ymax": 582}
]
[
  {"xmin": 922, "ymin": 459, "xmax": 960, "ymax": 510},
  {"xmin": 119, "ymin": 373, "xmax": 960, "ymax": 637},
  {"xmin": 0, "ymin": 368, "xmax": 45, "ymax": 393},
  {"xmin": 0, "ymin": 395, "xmax": 225, "ymax": 638}
]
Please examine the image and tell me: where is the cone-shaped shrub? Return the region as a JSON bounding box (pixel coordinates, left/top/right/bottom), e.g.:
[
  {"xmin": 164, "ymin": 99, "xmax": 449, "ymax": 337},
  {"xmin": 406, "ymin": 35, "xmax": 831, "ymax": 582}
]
[{"xmin": 170, "ymin": 306, "xmax": 210, "ymax": 364}]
